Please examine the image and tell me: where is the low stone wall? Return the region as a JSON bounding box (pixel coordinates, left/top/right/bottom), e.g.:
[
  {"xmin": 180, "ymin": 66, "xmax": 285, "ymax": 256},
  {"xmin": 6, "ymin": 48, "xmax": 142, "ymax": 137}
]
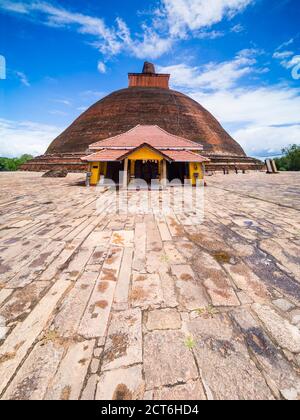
[
  {"xmin": 205, "ymin": 155, "xmax": 265, "ymax": 173},
  {"xmin": 20, "ymin": 153, "xmax": 88, "ymax": 173}
]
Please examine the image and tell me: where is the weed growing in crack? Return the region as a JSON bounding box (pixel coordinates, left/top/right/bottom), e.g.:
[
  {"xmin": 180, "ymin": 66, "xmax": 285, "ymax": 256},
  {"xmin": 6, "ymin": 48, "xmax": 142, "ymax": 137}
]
[
  {"xmin": 195, "ymin": 305, "xmax": 218, "ymax": 318},
  {"xmin": 184, "ymin": 335, "xmax": 196, "ymax": 350}
]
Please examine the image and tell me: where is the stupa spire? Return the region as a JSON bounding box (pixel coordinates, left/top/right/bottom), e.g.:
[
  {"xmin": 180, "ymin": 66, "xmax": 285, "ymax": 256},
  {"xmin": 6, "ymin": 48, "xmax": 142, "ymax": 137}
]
[
  {"xmin": 128, "ymin": 62, "xmax": 170, "ymax": 89},
  {"xmin": 142, "ymin": 62, "xmax": 156, "ymax": 74}
]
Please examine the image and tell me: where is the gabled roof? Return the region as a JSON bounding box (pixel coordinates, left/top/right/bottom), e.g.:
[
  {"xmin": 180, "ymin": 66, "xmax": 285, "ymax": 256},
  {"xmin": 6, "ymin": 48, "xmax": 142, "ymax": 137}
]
[
  {"xmin": 82, "ymin": 143, "xmax": 173, "ymax": 163},
  {"xmin": 82, "ymin": 143, "xmax": 210, "ymax": 163},
  {"xmin": 119, "ymin": 143, "xmax": 173, "ymax": 162},
  {"xmin": 81, "ymin": 149, "xmax": 128, "ymax": 162},
  {"xmin": 89, "ymin": 125, "xmax": 203, "ymax": 151}
]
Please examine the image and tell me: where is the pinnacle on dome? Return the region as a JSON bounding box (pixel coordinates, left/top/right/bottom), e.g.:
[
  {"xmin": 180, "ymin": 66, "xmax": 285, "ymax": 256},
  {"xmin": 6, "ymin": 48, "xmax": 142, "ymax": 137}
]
[
  {"xmin": 128, "ymin": 62, "xmax": 170, "ymax": 89},
  {"xmin": 142, "ymin": 62, "xmax": 156, "ymax": 74}
]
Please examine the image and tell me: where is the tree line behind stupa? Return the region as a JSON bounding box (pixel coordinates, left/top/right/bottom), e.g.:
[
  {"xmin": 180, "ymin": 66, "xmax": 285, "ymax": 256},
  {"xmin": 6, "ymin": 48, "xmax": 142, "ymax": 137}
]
[{"xmin": 0, "ymin": 154, "xmax": 33, "ymax": 171}]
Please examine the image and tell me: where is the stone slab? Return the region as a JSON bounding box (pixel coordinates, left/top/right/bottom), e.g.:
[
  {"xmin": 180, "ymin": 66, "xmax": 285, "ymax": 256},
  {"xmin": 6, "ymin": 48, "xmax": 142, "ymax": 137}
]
[
  {"xmin": 143, "ymin": 330, "xmax": 198, "ymax": 389},
  {"xmin": 96, "ymin": 365, "xmax": 144, "ymax": 400},
  {"xmin": 102, "ymin": 308, "xmax": 142, "ymax": 371},
  {"xmin": 44, "ymin": 340, "xmax": 95, "ymax": 400},
  {"xmin": 146, "ymin": 309, "xmax": 182, "ymax": 331},
  {"xmin": 0, "ymin": 279, "xmax": 71, "ymax": 395}
]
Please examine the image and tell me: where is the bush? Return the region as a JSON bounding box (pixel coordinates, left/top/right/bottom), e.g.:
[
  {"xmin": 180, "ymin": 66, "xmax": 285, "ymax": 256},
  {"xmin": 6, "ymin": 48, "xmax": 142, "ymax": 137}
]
[
  {"xmin": 0, "ymin": 155, "xmax": 33, "ymax": 171},
  {"xmin": 274, "ymin": 145, "xmax": 300, "ymax": 172}
]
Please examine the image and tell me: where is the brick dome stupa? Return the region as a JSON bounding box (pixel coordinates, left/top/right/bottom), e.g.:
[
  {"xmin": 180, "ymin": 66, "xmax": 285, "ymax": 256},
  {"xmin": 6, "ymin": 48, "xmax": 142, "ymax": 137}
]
[{"xmin": 22, "ymin": 62, "xmax": 263, "ymax": 173}]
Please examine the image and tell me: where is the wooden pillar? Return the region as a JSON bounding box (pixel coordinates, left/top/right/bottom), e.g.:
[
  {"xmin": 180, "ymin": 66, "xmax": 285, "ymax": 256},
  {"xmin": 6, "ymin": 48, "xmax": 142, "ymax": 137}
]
[{"xmin": 123, "ymin": 158, "xmax": 129, "ymax": 188}]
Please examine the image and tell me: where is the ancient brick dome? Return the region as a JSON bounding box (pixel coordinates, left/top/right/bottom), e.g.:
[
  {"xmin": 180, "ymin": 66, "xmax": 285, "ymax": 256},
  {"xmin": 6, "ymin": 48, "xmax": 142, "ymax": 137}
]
[
  {"xmin": 22, "ymin": 62, "xmax": 263, "ymax": 173},
  {"xmin": 47, "ymin": 86, "xmax": 245, "ymax": 157}
]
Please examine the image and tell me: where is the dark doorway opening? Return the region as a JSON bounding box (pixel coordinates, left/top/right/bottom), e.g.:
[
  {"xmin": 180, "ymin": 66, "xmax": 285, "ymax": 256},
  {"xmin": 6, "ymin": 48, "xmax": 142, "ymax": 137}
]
[
  {"xmin": 135, "ymin": 160, "xmax": 159, "ymax": 184},
  {"xmin": 167, "ymin": 162, "xmax": 188, "ymax": 183},
  {"xmin": 106, "ymin": 161, "xmax": 123, "ymax": 184}
]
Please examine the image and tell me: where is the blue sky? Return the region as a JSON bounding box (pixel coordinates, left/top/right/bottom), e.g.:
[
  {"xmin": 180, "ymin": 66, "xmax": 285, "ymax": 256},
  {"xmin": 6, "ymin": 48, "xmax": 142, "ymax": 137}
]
[{"xmin": 0, "ymin": 0, "xmax": 299, "ymax": 158}]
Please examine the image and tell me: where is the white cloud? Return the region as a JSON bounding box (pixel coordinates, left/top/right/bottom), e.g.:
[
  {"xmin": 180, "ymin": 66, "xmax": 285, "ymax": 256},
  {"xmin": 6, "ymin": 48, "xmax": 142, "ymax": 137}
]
[
  {"xmin": 0, "ymin": 1, "xmax": 123, "ymax": 55},
  {"xmin": 161, "ymin": 0, "xmax": 253, "ymax": 37},
  {"xmin": 80, "ymin": 90, "xmax": 106, "ymax": 99},
  {"xmin": 15, "ymin": 70, "xmax": 30, "ymax": 86},
  {"xmin": 32, "ymin": 2, "xmax": 122, "ymax": 55},
  {"xmin": 0, "ymin": 0, "xmax": 29, "ymax": 14},
  {"xmin": 273, "ymin": 38, "xmax": 300, "ymax": 74},
  {"xmin": 196, "ymin": 29, "xmax": 224, "ymax": 39},
  {"xmin": 233, "ymin": 124, "xmax": 300, "ymax": 157},
  {"xmin": 49, "ymin": 110, "xmax": 69, "ymax": 116},
  {"xmin": 0, "ymin": 118, "xmax": 61, "ymax": 157},
  {"xmin": 77, "ymin": 106, "xmax": 88, "ymax": 112},
  {"xmin": 231, "ymin": 23, "xmax": 245, "ymax": 33},
  {"xmin": 273, "ymin": 46, "xmax": 300, "ymax": 74},
  {"xmin": 158, "ymin": 50, "xmax": 258, "ymax": 91},
  {"xmin": 53, "ymin": 99, "xmax": 72, "ymax": 106},
  {"xmin": 238, "ymin": 48, "xmax": 264, "ymax": 57},
  {"xmin": 97, "ymin": 61, "xmax": 106, "ymax": 74},
  {"xmin": 190, "ymin": 85, "xmax": 300, "ymax": 156},
  {"xmin": 158, "ymin": 48, "xmax": 300, "ymax": 156},
  {"xmin": 128, "ymin": 26, "xmax": 173, "ymax": 59},
  {"xmin": 276, "ymin": 38, "xmax": 294, "ymax": 51},
  {"xmin": 192, "ymin": 85, "xmax": 300, "ymax": 126},
  {"xmin": 0, "ymin": 0, "xmax": 255, "ymax": 61},
  {"xmin": 0, "ymin": 1, "xmax": 171, "ymax": 59},
  {"xmin": 111, "ymin": 18, "xmax": 173, "ymax": 59}
]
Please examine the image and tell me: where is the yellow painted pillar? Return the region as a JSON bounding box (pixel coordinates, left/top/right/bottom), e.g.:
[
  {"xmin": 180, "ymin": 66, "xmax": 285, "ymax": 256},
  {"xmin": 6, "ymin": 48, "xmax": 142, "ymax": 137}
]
[
  {"xmin": 189, "ymin": 162, "xmax": 203, "ymax": 186},
  {"xmin": 90, "ymin": 162, "xmax": 101, "ymax": 185}
]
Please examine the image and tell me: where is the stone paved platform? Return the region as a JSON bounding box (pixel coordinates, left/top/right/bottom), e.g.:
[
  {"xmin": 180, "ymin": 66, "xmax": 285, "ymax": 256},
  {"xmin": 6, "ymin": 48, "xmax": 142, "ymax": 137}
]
[{"xmin": 0, "ymin": 171, "xmax": 300, "ymax": 400}]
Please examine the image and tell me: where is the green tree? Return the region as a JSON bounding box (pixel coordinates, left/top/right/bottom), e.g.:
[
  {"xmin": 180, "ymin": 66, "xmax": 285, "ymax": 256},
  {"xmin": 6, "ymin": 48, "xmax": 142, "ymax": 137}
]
[
  {"xmin": 274, "ymin": 144, "xmax": 300, "ymax": 171},
  {"xmin": 19, "ymin": 154, "xmax": 33, "ymax": 164},
  {"xmin": 0, "ymin": 155, "xmax": 33, "ymax": 171}
]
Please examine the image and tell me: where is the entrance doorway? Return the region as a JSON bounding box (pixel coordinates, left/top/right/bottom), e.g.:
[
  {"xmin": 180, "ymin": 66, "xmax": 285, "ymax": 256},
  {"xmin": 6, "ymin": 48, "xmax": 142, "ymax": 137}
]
[
  {"xmin": 106, "ymin": 161, "xmax": 123, "ymax": 184},
  {"xmin": 167, "ymin": 162, "xmax": 188, "ymax": 183},
  {"xmin": 134, "ymin": 160, "xmax": 159, "ymax": 184}
]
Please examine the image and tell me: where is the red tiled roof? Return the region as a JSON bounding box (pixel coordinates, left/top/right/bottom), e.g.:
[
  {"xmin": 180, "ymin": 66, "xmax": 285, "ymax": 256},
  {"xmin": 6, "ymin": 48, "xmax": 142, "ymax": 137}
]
[
  {"xmin": 82, "ymin": 146, "xmax": 210, "ymax": 163},
  {"xmin": 163, "ymin": 150, "xmax": 210, "ymax": 163},
  {"xmin": 81, "ymin": 149, "xmax": 128, "ymax": 162},
  {"xmin": 89, "ymin": 125, "xmax": 203, "ymax": 151}
]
